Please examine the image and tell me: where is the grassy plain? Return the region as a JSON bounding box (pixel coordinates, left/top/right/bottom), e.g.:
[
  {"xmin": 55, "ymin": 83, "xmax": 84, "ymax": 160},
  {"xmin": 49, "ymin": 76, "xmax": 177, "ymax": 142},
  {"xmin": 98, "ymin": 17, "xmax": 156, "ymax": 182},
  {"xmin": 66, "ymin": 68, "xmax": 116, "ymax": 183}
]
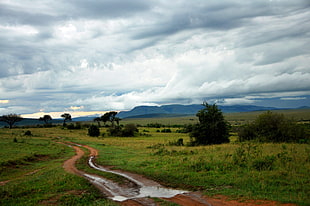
[{"xmin": 0, "ymin": 109, "xmax": 309, "ymax": 205}]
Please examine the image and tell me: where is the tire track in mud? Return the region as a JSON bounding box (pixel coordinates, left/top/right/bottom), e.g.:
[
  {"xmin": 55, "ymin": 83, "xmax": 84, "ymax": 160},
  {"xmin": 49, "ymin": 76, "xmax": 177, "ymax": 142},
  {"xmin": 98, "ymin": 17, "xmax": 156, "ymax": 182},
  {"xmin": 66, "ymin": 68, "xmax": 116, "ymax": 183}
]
[
  {"xmin": 61, "ymin": 141, "xmax": 214, "ymax": 205},
  {"xmin": 61, "ymin": 141, "xmax": 297, "ymax": 206}
]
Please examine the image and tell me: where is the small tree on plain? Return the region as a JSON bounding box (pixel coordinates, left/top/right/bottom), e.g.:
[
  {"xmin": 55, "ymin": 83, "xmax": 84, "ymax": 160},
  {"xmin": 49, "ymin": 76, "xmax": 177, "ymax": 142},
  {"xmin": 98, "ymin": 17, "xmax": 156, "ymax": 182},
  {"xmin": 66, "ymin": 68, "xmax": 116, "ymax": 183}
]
[
  {"xmin": 0, "ymin": 114, "xmax": 23, "ymax": 129},
  {"xmin": 61, "ymin": 113, "xmax": 72, "ymax": 126},
  {"xmin": 100, "ymin": 111, "xmax": 118, "ymax": 127},
  {"xmin": 39, "ymin": 115, "xmax": 52, "ymax": 125},
  {"xmin": 190, "ymin": 102, "xmax": 230, "ymax": 145}
]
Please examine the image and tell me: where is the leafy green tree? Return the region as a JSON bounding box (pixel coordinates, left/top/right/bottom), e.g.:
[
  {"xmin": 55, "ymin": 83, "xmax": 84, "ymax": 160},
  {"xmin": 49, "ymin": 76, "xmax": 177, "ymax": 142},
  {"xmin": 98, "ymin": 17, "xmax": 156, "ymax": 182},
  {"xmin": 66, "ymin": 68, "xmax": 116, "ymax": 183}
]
[
  {"xmin": 114, "ymin": 117, "xmax": 121, "ymax": 126},
  {"xmin": 100, "ymin": 113, "xmax": 110, "ymax": 126},
  {"xmin": 39, "ymin": 115, "xmax": 52, "ymax": 125},
  {"xmin": 190, "ymin": 102, "xmax": 230, "ymax": 145},
  {"xmin": 61, "ymin": 113, "xmax": 72, "ymax": 126},
  {"xmin": 108, "ymin": 111, "xmax": 118, "ymax": 127},
  {"xmin": 101, "ymin": 111, "xmax": 118, "ymax": 127},
  {"xmin": 0, "ymin": 114, "xmax": 23, "ymax": 129},
  {"xmin": 93, "ymin": 117, "xmax": 101, "ymax": 127}
]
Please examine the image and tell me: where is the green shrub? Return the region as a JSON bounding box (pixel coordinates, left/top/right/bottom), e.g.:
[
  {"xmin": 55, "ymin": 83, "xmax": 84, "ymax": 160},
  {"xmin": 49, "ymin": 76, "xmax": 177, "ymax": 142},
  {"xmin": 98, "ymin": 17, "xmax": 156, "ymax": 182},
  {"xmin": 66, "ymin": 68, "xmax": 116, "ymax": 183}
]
[
  {"xmin": 24, "ymin": 130, "xmax": 32, "ymax": 136},
  {"xmin": 108, "ymin": 124, "xmax": 138, "ymax": 137},
  {"xmin": 238, "ymin": 111, "xmax": 308, "ymax": 143},
  {"xmin": 88, "ymin": 125, "xmax": 100, "ymax": 137},
  {"xmin": 122, "ymin": 124, "xmax": 138, "ymax": 137},
  {"xmin": 161, "ymin": 128, "xmax": 171, "ymax": 133}
]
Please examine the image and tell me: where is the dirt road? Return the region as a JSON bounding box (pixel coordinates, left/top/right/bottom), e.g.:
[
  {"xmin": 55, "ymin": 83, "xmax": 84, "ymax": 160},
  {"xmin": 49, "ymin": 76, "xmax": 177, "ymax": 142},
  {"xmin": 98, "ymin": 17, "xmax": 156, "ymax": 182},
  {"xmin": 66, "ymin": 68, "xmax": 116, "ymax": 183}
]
[{"xmin": 62, "ymin": 141, "xmax": 296, "ymax": 206}]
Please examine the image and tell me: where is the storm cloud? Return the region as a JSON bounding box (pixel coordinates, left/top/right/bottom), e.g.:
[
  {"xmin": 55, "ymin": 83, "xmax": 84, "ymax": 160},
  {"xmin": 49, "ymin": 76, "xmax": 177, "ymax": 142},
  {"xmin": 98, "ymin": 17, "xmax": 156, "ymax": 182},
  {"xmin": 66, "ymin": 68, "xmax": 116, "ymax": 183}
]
[{"xmin": 0, "ymin": 0, "xmax": 309, "ymax": 116}]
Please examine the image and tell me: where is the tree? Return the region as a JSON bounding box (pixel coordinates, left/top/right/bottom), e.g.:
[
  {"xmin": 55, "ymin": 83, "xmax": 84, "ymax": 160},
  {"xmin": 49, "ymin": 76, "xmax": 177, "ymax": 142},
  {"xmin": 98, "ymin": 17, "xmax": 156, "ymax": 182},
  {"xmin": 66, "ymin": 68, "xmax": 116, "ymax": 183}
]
[
  {"xmin": 190, "ymin": 102, "xmax": 230, "ymax": 145},
  {"xmin": 114, "ymin": 117, "xmax": 121, "ymax": 126},
  {"xmin": 93, "ymin": 117, "xmax": 101, "ymax": 127},
  {"xmin": 108, "ymin": 111, "xmax": 118, "ymax": 127},
  {"xmin": 100, "ymin": 112, "xmax": 110, "ymax": 126},
  {"xmin": 61, "ymin": 113, "xmax": 72, "ymax": 126},
  {"xmin": 0, "ymin": 114, "xmax": 23, "ymax": 129},
  {"xmin": 39, "ymin": 115, "xmax": 52, "ymax": 125},
  {"xmin": 101, "ymin": 111, "xmax": 118, "ymax": 127}
]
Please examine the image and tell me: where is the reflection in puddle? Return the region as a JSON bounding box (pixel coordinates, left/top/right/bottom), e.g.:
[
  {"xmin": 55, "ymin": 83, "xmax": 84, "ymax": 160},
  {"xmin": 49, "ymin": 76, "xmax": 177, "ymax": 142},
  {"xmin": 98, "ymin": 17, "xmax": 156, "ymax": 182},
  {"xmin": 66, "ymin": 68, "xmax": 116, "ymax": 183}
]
[{"xmin": 87, "ymin": 156, "xmax": 187, "ymax": 201}]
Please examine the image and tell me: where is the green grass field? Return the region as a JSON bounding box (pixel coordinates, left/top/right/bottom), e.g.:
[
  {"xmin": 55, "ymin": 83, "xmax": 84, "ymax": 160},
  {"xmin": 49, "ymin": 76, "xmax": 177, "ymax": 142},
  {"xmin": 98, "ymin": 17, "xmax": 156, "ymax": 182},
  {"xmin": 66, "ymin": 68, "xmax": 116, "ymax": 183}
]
[{"xmin": 0, "ymin": 109, "xmax": 309, "ymax": 205}]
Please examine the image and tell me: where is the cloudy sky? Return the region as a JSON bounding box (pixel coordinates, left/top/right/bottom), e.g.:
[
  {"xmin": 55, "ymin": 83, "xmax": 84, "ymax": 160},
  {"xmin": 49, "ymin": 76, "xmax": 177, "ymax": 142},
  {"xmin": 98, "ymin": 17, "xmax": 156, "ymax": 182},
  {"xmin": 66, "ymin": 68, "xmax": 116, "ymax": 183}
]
[{"xmin": 0, "ymin": 0, "xmax": 309, "ymax": 118}]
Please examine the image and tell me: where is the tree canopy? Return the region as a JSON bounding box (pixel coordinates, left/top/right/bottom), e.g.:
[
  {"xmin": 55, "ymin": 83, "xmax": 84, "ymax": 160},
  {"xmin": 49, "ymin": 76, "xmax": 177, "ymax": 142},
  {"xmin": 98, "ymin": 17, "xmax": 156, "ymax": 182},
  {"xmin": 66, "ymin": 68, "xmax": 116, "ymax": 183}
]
[
  {"xmin": 190, "ymin": 102, "xmax": 230, "ymax": 145},
  {"xmin": 0, "ymin": 114, "xmax": 23, "ymax": 129},
  {"xmin": 100, "ymin": 111, "xmax": 120, "ymax": 127},
  {"xmin": 39, "ymin": 115, "xmax": 52, "ymax": 125},
  {"xmin": 61, "ymin": 113, "xmax": 72, "ymax": 125}
]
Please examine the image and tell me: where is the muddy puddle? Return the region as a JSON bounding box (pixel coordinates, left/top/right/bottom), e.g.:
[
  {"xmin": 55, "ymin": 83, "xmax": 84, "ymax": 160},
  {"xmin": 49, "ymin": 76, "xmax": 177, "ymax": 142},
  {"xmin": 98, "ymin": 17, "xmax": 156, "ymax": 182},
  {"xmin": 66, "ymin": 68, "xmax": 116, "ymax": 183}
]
[{"xmin": 86, "ymin": 155, "xmax": 187, "ymax": 201}]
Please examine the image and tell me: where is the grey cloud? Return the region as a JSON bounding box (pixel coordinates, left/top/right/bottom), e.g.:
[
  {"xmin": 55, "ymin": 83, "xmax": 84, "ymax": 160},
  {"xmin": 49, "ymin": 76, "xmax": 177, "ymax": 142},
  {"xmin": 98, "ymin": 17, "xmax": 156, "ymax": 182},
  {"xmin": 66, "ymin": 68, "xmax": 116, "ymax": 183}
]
[
  {"xmin": 66, "ymin": 0, "xmax": 153, "ymax": 19},
  {"xmin": 0, "ymin": 4, "xmax": 60, "ymax": 27}
]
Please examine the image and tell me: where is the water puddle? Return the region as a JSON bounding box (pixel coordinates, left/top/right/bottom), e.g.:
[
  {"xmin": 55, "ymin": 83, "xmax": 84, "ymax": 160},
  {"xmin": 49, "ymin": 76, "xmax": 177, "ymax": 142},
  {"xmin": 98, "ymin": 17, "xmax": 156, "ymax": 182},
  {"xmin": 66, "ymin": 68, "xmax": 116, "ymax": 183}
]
[{"xmin": 87, "ymin": 156, "xmax": 187, "ymax": 201}]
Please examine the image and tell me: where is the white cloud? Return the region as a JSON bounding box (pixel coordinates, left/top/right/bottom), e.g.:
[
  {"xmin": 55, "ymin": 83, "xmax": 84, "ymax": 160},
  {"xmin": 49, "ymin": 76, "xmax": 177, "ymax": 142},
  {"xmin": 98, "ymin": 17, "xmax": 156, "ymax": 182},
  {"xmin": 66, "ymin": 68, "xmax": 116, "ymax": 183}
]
[{"xmin": 281, "ymin": 97, "xmax": 307, "ymax": 101}]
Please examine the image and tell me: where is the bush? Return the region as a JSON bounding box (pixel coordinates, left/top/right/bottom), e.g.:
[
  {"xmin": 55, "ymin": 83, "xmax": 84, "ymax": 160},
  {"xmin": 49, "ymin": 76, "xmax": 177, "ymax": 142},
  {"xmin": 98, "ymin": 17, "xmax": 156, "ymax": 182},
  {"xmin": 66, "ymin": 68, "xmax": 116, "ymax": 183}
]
[
  {"xmin": 88, "ymin": 125, "xmax": 100, "ymax": 137},
  {"xmin": 24, "ymin": 130, "xmax": 32, "ymax": 136},
  {"xmin": 108, "ymin": 126, "xmax": 122, "ymax": 136},
  {"xmin": 161, "ymin": 128, "xmax": 171, "ymax": 133},
  {"xmin": 238, "ymin": 111, "xmax": 308, "ymax": 143},
  {"xmin": 108, "ymin": 124, "xmax": 138, "ymax": 137},
  {"xmin": 122, "ymin": 124, "xmax": 138, "ymax": 137}
]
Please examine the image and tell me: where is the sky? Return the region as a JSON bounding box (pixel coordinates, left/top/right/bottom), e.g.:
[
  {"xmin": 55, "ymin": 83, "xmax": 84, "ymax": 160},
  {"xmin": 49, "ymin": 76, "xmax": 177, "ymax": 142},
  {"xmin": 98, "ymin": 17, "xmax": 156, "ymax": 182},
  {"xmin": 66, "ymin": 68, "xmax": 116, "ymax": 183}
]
[{"xmin": 0, "ymin": 0, "xmax": 310, "ymax": 118}]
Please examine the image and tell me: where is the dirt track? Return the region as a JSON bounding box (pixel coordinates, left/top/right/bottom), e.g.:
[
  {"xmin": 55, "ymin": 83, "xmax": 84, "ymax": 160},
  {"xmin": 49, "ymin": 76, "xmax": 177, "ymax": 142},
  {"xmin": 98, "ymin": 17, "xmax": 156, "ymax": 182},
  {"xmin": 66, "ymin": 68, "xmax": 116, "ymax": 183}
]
[{"xmin": 62, "ymin": 142, "xmax": 296, "ymax": 206}]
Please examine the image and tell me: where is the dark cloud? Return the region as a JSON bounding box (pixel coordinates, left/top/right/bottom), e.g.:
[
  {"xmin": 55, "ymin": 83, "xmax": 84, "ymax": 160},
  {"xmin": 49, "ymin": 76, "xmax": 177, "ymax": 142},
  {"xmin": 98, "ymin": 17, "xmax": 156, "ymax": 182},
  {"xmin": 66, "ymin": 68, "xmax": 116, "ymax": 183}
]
[{"xmin": 65, "ymin": 0, "xmax": 153, "ymax": 19}]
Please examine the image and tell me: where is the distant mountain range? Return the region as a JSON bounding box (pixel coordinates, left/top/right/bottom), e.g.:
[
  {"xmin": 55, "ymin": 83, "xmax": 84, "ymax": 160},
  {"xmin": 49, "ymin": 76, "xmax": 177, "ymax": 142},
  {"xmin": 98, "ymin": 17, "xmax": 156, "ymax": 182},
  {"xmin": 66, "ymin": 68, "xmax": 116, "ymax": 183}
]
[
  {"xmin": 1, "ymin": 104, "xmax": 309, "ymax": 127},
  {"xmin": 116, "ymin": 104, "xmax": 295, "ymax": 119}
]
